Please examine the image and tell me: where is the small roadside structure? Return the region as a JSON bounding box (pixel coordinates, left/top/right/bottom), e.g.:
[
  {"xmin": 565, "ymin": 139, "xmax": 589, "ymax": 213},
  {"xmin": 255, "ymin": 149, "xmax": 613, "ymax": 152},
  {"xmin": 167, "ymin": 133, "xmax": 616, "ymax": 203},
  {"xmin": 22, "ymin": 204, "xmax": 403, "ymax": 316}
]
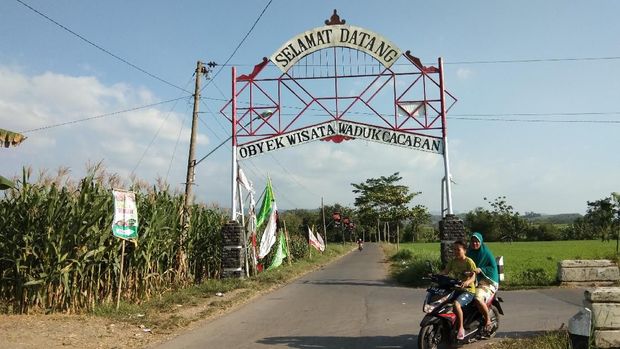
[{"xmin": 558, "ymin": 260, "xmax": 619, "ymax": 286}]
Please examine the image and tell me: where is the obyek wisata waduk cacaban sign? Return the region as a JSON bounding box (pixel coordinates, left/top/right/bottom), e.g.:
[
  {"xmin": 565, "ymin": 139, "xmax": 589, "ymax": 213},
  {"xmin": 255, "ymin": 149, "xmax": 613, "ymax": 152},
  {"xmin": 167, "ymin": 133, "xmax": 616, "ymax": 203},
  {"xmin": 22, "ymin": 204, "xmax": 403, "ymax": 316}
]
[
  {"xmin": 270, "ymin": 24, "xmax": 402, "ymax": 72},
  {"xmin": 237, "ymin": 120, "xmax": 443, "ymax": 159}
]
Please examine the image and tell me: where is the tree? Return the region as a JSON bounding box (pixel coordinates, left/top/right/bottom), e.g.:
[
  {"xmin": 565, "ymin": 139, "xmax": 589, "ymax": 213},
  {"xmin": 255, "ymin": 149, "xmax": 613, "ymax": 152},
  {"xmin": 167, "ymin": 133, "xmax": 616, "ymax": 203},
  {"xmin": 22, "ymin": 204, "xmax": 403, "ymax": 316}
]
[
  {"xmin": 464, "ymin": 196, "xmax": 529, "ymax": 242},
  {"xmin": 405, "ymin": 205, "xmax": 432, "ymax": 242},
  {"xmin": 351, "ymin": 172, "xmax": 426, "ymax": 242},
  {"xmin": 584, "ymin": 197, "xmax": 615, "ymax": 242}
]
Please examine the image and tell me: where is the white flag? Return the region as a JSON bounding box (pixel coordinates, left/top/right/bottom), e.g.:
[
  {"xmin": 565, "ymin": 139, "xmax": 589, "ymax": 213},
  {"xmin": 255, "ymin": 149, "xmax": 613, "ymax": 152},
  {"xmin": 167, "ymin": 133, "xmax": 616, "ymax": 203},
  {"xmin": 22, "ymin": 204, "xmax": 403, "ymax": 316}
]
[
  {"xmin": 308, "ymin": 226, "xmax": 325, "ymax": 252},
  {"xmin": 316, "ymin": 230, "xmax": 325, "ymax": 252},
  {"xmin": 258, "ymin": 201, "xmax": 278, "ymax": 259},
  {"xmin": 237, "ymin": 167, "xmax": 253, "ymax": 193}
]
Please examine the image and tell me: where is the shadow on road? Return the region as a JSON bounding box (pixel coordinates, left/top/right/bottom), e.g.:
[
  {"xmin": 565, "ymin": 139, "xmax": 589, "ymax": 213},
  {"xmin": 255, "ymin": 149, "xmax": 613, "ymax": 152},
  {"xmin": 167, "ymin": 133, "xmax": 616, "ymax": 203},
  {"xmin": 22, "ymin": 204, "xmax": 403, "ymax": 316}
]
[
  {"xmin": 257, "ymin": 330, "xmax": 549, "ymax": 349},
  {"xmin": 257, "ymin": 334, "xmax": 417, "ymax": 349},
  {"xmin": 300, "ymin": 279, "xmax": 397, "ymax": 288}
]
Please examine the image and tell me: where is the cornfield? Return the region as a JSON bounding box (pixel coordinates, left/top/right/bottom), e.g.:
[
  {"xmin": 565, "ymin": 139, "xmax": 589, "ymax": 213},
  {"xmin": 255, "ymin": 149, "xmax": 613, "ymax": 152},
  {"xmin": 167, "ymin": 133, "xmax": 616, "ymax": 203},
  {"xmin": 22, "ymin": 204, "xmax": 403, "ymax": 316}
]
[{"xmin": 0, "ymin": 166, "xmax": 226, "ymax": 314}]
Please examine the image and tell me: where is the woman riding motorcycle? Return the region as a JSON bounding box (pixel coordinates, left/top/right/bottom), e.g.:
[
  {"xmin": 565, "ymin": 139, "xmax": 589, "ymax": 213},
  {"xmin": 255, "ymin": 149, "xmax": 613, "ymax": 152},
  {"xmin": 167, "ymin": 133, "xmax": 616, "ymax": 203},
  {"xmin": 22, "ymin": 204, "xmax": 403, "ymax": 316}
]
[{"xmin": 466, "ymin": 232, "xmax": 499, "ymax": 332}]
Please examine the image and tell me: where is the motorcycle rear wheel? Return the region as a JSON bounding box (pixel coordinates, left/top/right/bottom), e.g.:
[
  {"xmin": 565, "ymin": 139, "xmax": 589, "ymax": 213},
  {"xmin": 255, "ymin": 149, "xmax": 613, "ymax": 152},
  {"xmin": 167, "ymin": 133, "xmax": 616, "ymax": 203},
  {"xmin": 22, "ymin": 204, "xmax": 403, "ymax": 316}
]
[
  {"xmin": 418, "ymin": 323, "xmax": 447, "ymax": 349},
  {"xmin": 486, "ymin": 306, "xmax": 501, "ymax": 338}
]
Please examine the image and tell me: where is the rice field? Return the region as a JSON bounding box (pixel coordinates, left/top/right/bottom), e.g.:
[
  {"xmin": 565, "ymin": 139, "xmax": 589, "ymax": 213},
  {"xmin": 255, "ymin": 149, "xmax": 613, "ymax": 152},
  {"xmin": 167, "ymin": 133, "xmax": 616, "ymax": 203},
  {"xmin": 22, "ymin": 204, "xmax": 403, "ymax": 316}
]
[{"xmin": 388, "ymin": 240, "xmax": 619, "ymax": 287}]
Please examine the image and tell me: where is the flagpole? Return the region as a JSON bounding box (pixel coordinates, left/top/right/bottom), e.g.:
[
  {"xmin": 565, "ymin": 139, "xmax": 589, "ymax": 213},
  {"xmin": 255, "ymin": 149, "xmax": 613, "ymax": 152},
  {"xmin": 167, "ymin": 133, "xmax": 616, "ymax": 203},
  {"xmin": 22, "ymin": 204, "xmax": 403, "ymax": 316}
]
[
  {"xmin": 321, "ymin": 197, "xmax": 327, "ymax": 245},
  {"xmin": 231, "ymin": 67, "xmax": 239, "ymax": 220},
  {"xmin": 116, "ymin": 239, "xmax": 126, "ymax": 310},
  {"xmin": 283, "ymin": 220, "xmax": 292, "ymax": 266},
  {"xmin": 308, "ymin": 226, "xmax": 312, "ymax": 259},
  {"xmin": 238, "ymin": 180, "xmax": 249, "ymax": 277},
  {"xmin": 439, "ymin": 57, "xmax": 454, "ymax": 215}
]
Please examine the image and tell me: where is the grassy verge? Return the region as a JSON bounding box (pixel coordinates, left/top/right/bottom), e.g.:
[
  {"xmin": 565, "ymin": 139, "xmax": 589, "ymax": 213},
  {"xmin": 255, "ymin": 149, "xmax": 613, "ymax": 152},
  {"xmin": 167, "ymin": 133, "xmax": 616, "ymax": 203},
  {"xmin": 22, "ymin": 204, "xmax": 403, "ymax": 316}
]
[
  {"xmin": 93, "ymin": 243, "xmax": 354, "ymax": 332},
  {"xmin": 486, "ymin": 330, "xmax": 569, "ymax": 349},
  {"xmin": 384, "ymin": 241, "xmax": 619, "ymax": 288}
]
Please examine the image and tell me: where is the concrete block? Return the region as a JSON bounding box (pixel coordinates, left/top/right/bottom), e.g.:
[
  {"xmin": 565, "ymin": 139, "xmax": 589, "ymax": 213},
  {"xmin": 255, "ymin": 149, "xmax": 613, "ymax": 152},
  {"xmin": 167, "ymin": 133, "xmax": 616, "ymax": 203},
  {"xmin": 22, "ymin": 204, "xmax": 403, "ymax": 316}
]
[
  {"xmin": 587, "ymin": 302, "xmax": 620, "ymax": 329},
  {"xmin": 594, "ymin": 330, "xmax": 620, "ymax": 349},
  {"xmin": 586, "ymin": 287, "xmax": 620, "ymax": 303},
  {"xmin": 558, "ymin": 266, "xmax": 619, "ymax": 282},
  {"xmin": 560, "ymin": 260, "xmax": 617, "ymax": 268}
]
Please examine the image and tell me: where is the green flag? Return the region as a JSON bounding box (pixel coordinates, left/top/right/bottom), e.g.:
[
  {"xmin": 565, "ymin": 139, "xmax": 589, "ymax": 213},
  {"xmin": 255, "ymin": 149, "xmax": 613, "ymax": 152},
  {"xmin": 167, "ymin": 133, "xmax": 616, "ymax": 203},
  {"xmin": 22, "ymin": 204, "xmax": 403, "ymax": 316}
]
[
  {"xmin": 268, "ymin": 231, "xmax": 288, "ymax": 270},
  {"xmin": 256, "ymin": 179, "xmax": 274, "ymax": 228}
]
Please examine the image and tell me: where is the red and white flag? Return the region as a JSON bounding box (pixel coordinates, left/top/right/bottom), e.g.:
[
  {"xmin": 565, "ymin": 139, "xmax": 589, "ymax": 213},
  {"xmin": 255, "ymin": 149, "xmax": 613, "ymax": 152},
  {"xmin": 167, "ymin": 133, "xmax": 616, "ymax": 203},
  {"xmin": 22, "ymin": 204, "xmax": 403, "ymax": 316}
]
[{"xmin": 308, "ymin": 226, "xmax": 325, "ymax": 252}]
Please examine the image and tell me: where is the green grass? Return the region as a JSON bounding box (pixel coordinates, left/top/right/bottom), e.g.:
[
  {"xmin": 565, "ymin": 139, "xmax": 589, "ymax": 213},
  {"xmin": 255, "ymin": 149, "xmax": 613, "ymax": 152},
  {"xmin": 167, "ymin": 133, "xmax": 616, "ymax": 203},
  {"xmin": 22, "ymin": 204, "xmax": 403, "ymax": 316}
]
[
  {"xmin": 486, "ymin": 330, "xmax": 569, "ymax": 349},
  {"xmin": 386, "ymin": 240, "xmax": 619, "ymax": 288}
]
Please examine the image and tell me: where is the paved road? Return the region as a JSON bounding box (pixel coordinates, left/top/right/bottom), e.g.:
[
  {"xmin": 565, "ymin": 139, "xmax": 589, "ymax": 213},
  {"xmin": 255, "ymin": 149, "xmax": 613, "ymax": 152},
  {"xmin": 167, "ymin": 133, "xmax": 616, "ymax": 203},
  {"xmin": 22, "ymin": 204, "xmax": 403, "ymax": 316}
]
[{"xmin": 153, "ymin": 243, "xmax": 585, "ymax": 349}]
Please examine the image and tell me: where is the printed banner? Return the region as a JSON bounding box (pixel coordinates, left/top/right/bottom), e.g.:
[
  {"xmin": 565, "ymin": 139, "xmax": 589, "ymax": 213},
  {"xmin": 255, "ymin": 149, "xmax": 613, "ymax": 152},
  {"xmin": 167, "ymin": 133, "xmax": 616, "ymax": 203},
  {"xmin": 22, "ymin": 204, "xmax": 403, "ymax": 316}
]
[
  {"xmin": 237, "ymin": 120, "xmax": 443, "ymax": 159},
  {"xmin": 112, "ymin": 189, "xmax": 138, "ymax": 240}
]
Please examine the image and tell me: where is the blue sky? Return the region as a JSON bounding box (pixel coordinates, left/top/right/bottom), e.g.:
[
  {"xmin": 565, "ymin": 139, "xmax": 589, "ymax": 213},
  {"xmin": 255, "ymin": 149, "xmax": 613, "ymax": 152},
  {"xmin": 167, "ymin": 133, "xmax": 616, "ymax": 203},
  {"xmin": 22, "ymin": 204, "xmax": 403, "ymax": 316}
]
[{"xmin": 1, "ymin": 0, "xmax": 619, "ymax": 215}]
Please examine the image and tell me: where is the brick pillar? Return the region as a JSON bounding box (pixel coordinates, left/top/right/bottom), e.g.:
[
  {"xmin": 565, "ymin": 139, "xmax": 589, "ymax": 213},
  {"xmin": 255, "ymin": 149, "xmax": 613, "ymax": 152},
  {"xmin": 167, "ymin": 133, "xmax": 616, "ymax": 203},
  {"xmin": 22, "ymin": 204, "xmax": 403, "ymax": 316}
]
[
  {"xmin": 439, "ymin": 214, "xmax": 466, "ymax": 267},
  {"xmin": 221, "ymin": 220, "xmax": 245, "ymax": 278}
]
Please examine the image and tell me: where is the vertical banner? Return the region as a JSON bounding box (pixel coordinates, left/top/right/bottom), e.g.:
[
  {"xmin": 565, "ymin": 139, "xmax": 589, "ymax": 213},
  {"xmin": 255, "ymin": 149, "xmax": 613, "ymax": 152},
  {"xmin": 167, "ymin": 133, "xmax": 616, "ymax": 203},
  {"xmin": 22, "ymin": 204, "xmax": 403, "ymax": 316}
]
[{"xmin": 112, "ymin": 189, "xmax": 139, "ymax": 240}]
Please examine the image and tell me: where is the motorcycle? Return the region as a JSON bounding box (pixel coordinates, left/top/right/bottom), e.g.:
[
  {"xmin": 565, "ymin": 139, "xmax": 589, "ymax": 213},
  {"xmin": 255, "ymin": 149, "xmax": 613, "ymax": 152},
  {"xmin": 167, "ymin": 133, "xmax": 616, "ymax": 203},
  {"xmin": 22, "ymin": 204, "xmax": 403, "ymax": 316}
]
[
  {"xmin": 357, "ymin": 242, "xmax": 363, "ymax": 251},
  {"xmin": 418, "ymin": 273, "xmax": 504, "ymax": 349}
]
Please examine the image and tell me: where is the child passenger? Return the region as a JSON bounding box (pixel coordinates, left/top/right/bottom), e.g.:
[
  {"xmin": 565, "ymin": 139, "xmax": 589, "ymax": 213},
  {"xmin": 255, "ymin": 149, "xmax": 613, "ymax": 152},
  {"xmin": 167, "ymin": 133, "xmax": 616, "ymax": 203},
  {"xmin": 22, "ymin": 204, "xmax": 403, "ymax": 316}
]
[{"xmin": 441, "ymin": 240, "xmax": 477, "ymax": 340}]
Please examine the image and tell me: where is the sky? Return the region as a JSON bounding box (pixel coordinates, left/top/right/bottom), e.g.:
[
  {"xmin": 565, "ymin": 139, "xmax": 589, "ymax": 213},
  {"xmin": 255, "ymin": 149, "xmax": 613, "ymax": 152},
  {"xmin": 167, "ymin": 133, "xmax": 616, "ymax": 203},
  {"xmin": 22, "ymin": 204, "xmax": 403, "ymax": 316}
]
[{"xmin": 1, "ymin": 0, "xmax": 619, "ymax": 215}]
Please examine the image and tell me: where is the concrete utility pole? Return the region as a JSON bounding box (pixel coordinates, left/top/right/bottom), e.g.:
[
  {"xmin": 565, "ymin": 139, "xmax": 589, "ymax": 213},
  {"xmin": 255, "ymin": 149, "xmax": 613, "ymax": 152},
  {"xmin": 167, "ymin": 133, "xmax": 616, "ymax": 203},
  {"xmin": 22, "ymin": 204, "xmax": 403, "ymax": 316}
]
[{"xmin": 179, "ymin": 61, "xmax": 206, "ymax": 275}]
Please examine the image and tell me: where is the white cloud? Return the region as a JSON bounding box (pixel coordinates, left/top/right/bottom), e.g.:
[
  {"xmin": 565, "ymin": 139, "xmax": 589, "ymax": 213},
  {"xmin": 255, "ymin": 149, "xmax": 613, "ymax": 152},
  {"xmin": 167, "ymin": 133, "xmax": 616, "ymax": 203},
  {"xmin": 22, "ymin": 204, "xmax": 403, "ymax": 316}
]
[
  {"xmin": 0, "ymin": 65, "xmax": 209, "ymax": 185},
  {"xmin": 456, "ymin": 67, "xmax": 474, "ymax": 80}
]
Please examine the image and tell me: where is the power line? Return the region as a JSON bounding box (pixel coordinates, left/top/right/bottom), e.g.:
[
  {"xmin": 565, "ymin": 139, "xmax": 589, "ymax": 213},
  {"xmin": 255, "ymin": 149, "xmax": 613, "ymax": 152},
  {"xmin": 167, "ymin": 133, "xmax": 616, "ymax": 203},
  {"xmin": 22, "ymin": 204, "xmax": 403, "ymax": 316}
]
[
  {"xmin": 448, "ymin": 117, "xmax": 620, "ymax": 124},
  {"xmin": 201, "ymin": 0, "xmax": 273, "ymax": 92},
  {"xmin": 443, "ymin": 56, "xmax": 620, "ymax": 65},
  {"xmin": 15, "ymin": 0, "xmax": 191, "ymax": 94},
  {"xmin": 20, "ymin": 96, "xmax": 190, "ymax": 133},
  {"xmin": 221, "ymin": 55, "xmax": 620, "ymax": 67}
]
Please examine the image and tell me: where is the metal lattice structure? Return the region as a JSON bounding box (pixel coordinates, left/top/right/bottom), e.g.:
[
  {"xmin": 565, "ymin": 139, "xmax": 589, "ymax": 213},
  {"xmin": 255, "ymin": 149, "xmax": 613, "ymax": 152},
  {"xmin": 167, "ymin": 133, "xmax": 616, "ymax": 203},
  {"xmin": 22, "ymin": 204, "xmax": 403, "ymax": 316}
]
[{"xmin": 220, "ymin": 10, "xmax": 457, "ymax": 219}]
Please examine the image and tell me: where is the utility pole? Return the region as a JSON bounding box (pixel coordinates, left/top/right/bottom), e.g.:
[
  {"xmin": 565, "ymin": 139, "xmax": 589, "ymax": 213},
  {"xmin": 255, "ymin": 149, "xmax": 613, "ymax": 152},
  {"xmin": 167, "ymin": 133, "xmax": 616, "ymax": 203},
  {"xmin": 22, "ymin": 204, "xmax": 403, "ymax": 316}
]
[{"xmin": 179, "ymin": 61, "xmax": 206, "ymax": 277}]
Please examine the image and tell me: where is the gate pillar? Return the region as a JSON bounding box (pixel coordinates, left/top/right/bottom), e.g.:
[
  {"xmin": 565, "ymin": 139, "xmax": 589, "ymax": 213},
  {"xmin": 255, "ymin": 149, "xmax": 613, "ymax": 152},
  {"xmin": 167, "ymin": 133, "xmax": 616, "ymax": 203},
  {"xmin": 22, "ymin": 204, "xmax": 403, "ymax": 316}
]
[
  {"xmin": 221, "ymin": 220, "xmax": 245, "ymax": 278},
  {"xmin": 439, "ymin": 214, "xmax": 466, "ymax": 267}
]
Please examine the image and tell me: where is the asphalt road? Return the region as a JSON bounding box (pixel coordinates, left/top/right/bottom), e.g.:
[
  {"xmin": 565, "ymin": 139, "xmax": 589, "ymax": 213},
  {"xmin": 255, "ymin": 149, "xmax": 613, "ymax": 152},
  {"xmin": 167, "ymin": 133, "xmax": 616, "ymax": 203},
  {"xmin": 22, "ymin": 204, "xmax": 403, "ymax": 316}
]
[{"xmin": 153, "ymin": 243, "xmax": 585, "ymax": 349}]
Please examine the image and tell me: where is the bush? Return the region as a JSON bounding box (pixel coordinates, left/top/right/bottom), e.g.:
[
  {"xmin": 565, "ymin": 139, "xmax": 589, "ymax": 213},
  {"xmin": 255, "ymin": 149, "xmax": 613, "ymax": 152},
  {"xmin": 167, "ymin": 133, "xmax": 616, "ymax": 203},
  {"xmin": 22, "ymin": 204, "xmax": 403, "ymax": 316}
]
[
  {"xmin": 390, "ymin": 249, "xmax": 413, "ymax": 261},
  {"xmin": 288, "ymin": 234, "xmax": 309, "ymax": 260}
]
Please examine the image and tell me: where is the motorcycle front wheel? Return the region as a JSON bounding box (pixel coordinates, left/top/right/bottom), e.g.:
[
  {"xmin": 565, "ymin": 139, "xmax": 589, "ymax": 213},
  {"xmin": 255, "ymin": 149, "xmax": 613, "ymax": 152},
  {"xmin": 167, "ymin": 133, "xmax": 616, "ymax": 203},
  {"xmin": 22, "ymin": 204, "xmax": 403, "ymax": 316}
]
[{"xmin": 418, "ymin": 323, "xmax": 445, "ymax": 349}]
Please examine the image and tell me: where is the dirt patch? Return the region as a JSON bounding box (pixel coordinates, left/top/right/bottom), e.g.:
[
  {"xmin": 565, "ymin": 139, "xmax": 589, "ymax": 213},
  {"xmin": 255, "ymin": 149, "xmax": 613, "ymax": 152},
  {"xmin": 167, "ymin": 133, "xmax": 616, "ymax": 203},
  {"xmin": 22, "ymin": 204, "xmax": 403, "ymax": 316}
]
[{"xmin": 0, "ymin": 314, "xmax": 152, "ymax": 349}]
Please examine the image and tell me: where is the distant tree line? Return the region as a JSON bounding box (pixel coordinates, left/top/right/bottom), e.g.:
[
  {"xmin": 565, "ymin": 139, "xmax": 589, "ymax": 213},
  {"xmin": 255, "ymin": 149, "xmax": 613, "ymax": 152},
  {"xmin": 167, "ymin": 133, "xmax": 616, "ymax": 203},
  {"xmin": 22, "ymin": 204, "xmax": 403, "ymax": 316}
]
[
  {"xmin": 464, "ymin": 194, "xmax": 620, "ymax": 244},
  {"xmin": 279, "ymin": 169, "xmax": 618, "ymax": 247}
]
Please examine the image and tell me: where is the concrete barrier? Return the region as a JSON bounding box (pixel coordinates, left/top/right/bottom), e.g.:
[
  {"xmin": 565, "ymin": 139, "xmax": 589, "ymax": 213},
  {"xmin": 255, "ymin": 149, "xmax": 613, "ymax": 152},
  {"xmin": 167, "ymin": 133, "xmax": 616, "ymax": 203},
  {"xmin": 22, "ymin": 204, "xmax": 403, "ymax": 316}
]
[
  {"xmin": 585, "ymin": 287, "xmax": 620, "ymax": 349},
  {"xmin": 558, "ymin": 260, "xmax": 619, "ymax": 286}
]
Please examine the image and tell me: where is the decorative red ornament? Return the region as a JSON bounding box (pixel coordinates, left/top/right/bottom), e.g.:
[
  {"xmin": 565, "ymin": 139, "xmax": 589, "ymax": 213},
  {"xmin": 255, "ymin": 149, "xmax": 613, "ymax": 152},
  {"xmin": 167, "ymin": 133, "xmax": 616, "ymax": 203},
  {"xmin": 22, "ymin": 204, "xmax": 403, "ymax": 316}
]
[{"xmin": 332, "ymin": 212, "xmax": 341, "ymax": 222}]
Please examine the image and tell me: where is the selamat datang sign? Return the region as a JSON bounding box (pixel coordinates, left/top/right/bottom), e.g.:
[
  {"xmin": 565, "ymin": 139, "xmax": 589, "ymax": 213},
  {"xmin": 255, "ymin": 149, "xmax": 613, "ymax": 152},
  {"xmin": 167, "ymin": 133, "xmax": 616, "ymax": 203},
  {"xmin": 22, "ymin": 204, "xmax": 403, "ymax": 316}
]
[
  {"xmin": 237, "ymin": 120, "xmax": 443, "ymax": 159},
  {"xmin": 270, "ymin": 24, "xmax": 402, "ymax": 72}
]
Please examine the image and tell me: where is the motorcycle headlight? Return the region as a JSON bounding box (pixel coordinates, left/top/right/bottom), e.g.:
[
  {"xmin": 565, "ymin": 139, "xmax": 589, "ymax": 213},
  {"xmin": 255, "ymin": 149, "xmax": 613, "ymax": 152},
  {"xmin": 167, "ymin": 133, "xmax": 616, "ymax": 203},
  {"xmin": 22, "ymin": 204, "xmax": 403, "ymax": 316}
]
[{"xmin": 423, "ymin": 294, "xmax": 450, "ymax": 313}]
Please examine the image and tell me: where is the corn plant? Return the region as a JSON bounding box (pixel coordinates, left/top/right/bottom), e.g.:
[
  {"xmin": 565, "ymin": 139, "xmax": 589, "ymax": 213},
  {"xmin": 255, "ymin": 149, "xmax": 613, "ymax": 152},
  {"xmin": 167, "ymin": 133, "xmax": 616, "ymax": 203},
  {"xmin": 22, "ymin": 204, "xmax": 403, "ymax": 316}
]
[{"xmin": 0, "ymin": 166, "xmax": 225, "ymax": 313}]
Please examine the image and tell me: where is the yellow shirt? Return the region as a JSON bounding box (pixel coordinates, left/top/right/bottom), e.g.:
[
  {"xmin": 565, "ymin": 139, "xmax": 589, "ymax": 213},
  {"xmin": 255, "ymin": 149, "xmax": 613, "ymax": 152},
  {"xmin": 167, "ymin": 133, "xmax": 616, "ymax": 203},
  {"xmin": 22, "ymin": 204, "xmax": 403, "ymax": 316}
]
[{"xmin": 445, "ymin": 257, "xmax": 476, "ymax": 294}]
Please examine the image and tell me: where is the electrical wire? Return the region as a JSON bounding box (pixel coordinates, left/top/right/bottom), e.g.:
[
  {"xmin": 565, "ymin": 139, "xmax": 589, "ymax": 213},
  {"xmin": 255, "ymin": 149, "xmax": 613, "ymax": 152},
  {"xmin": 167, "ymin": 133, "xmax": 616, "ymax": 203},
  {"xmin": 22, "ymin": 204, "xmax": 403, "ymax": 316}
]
[
  {"xmin": 443, "ymin": 56, "xmax": 620, "ymax": 65},
  {"xmin": 131, "ymin": 75, "xmax": 196, "ymax": 176},
  {"xmin": 200, "ymin": 0, "xmax": 273, "ymax": 92},
  {"xmin": 448, "ymin": 117, "xmax": 620, "ymax": 124},
  {"xmin": 14, "ymin": 0, "xmax": 191, "ymax": 93},
  {"xmin": 20, "ymin": 96, "xmax": 190, "ymax": 133},
  {"xmin": 165, "ymin": 116, "xmax": 186, "ymax": 183},
  {"xmin": 222, "ymin": 55, "xmax": 620, "ymax": 67}
]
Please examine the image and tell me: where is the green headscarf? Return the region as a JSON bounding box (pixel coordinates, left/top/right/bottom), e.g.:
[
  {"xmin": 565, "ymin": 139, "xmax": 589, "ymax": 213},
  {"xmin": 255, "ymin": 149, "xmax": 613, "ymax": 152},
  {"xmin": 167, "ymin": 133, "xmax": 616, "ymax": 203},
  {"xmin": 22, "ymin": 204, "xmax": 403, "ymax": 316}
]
[{"xmin": 466, "ymin": 232, "xmax": 499, "ymax": 284}]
